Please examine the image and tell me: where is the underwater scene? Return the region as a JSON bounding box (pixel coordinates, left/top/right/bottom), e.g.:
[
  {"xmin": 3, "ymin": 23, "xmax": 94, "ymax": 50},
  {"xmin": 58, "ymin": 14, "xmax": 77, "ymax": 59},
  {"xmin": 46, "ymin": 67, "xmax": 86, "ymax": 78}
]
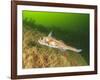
[{"xmin": 22, "ymin": 10, "xmax": 89, "ymax": 68}]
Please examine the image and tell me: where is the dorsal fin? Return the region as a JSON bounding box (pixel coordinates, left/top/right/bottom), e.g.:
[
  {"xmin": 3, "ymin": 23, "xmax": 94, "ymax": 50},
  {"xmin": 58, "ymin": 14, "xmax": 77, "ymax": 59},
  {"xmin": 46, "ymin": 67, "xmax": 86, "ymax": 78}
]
[{"xmin": 48, "ymin": 31, "xmax": 52, "ymax": 37}]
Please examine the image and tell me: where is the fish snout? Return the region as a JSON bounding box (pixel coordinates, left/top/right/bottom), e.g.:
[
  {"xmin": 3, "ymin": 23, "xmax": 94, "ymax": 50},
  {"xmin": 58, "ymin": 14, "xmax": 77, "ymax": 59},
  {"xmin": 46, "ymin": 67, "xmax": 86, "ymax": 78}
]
[{"xmin": 38, "ymin": 38, "xmax": 42, "ymax": 44}]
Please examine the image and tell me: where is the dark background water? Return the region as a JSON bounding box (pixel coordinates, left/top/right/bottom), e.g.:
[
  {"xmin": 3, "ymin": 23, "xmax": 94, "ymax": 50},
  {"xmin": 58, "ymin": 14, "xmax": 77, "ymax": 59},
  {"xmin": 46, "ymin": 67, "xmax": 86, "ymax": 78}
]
[{"xmin": 22, "ymin": 10, "xmax": 89, "ymax": 64}]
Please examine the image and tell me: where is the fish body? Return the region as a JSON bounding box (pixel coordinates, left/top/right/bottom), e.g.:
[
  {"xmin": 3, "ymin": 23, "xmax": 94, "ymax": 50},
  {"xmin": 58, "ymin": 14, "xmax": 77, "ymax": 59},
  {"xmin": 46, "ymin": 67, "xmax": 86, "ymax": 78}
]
[{"xmin": 38, "ymin": 32, "xmax": 82, "ymax": 53}]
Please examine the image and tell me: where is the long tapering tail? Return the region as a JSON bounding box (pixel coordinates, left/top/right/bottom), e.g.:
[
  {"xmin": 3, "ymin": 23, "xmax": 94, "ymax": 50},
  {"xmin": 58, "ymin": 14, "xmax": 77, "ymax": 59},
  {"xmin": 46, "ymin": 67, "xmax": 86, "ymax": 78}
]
[{"xmin": 66, "ymin": 46, "xmax": 82, "ymax": 53}]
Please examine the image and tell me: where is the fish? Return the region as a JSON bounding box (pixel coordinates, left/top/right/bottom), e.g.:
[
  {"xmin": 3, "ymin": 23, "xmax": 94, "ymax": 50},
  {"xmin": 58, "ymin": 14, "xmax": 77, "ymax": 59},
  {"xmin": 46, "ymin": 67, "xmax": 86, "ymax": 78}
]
[{"xmin": 38, "ymin": 32, "xmax": 82, "ymax": 53}]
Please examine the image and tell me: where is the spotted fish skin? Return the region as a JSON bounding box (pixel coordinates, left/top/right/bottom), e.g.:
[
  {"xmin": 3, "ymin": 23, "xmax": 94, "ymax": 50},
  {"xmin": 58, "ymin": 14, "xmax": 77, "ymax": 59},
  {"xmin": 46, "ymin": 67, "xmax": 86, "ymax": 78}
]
[{"xmin": 38, "ymin": 32, "xmax": 82, "ymax": 53}]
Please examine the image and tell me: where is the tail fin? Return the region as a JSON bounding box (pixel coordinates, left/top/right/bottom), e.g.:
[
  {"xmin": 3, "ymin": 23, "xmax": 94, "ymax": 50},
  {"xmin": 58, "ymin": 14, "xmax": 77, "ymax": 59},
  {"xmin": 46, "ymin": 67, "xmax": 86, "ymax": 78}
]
[
  {"xmin": 67, "ymin": 46, "xmax": 82, "ymax": 53},
  {"xmin": 76, "ymin": 49, "xmax": 82, "ymax": 53}
]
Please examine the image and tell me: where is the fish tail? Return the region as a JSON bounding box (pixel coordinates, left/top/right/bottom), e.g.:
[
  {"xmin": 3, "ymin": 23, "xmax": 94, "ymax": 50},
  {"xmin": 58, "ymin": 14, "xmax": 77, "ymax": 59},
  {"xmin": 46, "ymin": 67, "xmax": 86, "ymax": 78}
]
[
  {"xmin": 67, "ymin": 46, "xmax": 82, "ymax": 53},
  {"xmin": 76, "ymin": 49, "xmax": 82, "ymax": 53}
]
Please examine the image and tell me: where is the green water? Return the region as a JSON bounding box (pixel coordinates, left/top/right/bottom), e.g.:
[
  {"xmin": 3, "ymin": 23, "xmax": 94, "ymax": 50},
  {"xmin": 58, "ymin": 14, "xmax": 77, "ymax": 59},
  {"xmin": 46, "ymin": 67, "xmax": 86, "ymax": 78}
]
[{"xmin": 22, "ymin": 10, "xmax": 89, "ymax": 64}]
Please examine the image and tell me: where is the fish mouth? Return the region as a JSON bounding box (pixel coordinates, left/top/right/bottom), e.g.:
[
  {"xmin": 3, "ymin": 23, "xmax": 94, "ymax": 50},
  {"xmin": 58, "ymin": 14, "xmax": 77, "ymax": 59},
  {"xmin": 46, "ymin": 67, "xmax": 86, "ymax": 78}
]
[
  {"xmin": 38, "ymin": 37, "xmax": 47, "ymax": 46},
  {"xmin": 38, "ymin": 37, "xmax": 43, "ymax": 44}
]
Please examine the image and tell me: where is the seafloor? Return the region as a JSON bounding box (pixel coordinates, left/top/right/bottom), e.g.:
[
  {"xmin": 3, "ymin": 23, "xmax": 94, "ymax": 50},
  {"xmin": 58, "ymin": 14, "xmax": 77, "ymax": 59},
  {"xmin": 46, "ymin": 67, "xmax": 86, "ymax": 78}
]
[{"xmin": 22, "ymin": 27, "xmax": 87, "ymax": 68}]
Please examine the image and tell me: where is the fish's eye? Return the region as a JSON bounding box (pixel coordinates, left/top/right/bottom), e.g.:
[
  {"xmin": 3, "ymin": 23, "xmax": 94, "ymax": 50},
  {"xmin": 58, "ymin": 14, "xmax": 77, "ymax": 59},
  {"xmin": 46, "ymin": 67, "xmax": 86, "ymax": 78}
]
[{"xmin": 41, "ymin": 37, "xmax": 44, "ymax": 40}]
